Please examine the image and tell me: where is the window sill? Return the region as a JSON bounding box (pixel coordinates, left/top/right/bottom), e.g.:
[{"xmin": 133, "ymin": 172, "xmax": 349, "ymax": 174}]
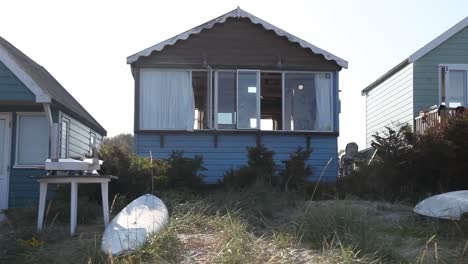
[
  {"xmin": 13, "ymin": 165, "xmax": 46, "ymax": 170},
  {"xmin": 136, "ymin": 129, "xmax": 337, "ymax": 136}
]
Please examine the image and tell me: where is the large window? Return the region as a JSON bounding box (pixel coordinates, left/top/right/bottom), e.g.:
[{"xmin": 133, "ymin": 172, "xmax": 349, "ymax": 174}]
[
  {"xmin": 283, "ymin": 72, "xmax": 333, "ymax": 131},
  {"xmin": 440, "ymin": 65, "xmax": 468, "ymax": 108},
  {"xmin": 16, "ymin": 114, "xmax": 49, "ymax": 167},
  {"xmin": 139, "ymin": 69, "xmax": 334, "ymax": 132}
]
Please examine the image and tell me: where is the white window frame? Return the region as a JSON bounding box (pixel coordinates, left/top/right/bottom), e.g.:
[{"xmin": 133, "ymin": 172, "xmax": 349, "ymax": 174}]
[
  {"xmin": 439, "ymin": 64, "xmax": 468, "ymax": 107},
  {"xmin": 14, "ymin": 112, "xmax": 49, "ymax": 169}
]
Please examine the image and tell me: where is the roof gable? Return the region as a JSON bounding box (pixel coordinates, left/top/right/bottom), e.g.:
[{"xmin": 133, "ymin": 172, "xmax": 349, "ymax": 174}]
[
  {"xmin": 408, "ymin": 17, "xmax": 468, "ymax": 63},
  {"xmin": 127, "ymin": 7, "xmax": 348, "ymax": 69},
  {"xmin": 0, "ymin": 36, "xmax": 106, "ymax": 135},
  {"xmin": 362, "ymin": 16, "xmax": 468, "ymax": 95}
]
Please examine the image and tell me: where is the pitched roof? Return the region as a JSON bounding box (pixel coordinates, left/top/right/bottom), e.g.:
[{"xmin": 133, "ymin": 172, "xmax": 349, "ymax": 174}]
[
  {"xmin": 127, "ymin": 7, "xmax": 348, "ymax": 69},
  {"xmin": 362, "ymin": 16, "xmax": 468, "ymax": 95},
  {"xmin": 0, "ymin": 36, "xmax": 106, "ymax": 135}
]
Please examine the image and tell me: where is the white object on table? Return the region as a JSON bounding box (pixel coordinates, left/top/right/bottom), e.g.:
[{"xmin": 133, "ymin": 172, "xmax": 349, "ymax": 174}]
[
  {"xmin": 413, "ymin": 190, "xmax": 468, "ymax": 220},
  {"xmin": 35, "ymin": 175, "xmax": 113, "ymax": 235},
  {"xmin": 101, "ymin": 194, "xmax": 169, "ymax": 255},
  {"xmin": 45, "ymin": 158, "xmax": 103, "ymax": 172}
]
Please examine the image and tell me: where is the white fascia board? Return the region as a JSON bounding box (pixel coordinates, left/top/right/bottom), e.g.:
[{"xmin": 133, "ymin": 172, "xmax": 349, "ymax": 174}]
[{"xmin": 0, "ymin": 47, "xmax": 51, "ymax": 103}]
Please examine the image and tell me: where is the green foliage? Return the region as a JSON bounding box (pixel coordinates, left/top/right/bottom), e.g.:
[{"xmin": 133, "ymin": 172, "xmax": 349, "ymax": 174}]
[
  {"xmin": 222, "ymin": 144, "xmax": 276, "ymax": 189},
  {"xmin": 339, "ymin": 112, "xmax": 468, "ymax": 202},
  {"xmin": 164, "ymin": 151, "xmax": 205, "ymax": 190},
  {"xmin": 279, "ymin": 147, "xmax": 313, "ymax": 191},
  {"xmin": 223, "ymin": 145, "xmax": 315, "ymax": 191},
  {"xmin": 97, "ymin": 135, "xmax": 205, "ymax": 199}
]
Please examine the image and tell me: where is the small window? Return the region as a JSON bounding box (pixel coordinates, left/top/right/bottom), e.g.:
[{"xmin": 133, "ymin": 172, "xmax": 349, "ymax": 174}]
[
  {"xmin": 90, "ymin": 133, "xmax": 96, "ymax": 146},
  {"xmin": 16, "ymin": 114, "xmax": 49, "ymax": 166},
  {"xmin": 441, "ymin": 65, "xmax": 468, "ymax": 107},
  {"xmin": 60, "ymin": 118, "xmax": 69, "ymax": 159}
]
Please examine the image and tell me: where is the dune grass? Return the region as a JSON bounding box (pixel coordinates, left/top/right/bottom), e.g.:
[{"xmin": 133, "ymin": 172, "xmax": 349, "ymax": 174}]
[{"xmin": 1, "ymin": 184, "xmax": 468, "ymax": 263}]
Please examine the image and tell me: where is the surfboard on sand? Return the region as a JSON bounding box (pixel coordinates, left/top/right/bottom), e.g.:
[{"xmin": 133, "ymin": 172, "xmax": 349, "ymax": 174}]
[{"xmin": 101, "ymin": 194, "xmax": 169, "ymax": 255}]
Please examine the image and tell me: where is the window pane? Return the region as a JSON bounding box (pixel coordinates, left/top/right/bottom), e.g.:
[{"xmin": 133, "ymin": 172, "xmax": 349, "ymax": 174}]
[
  {"xmin": 17, "ymin": 115, "xmax": 49, "ymax": 165},
  {"xmin": 447, "ymin": 70, "xmax": 467, "ymax": 107},
  {"xmin": 139, "ymin": 70, "xmax": 194, "ymax": 130},
  {"xmin": 237, "ymin": 71, "xmax": 259, "ymax": 129},
  {"xmin": 60, "ymin": 119, "xmax": 69, "ymax": 159},
  {"xmin": 193, "ymin": 71, "xmax": 209, "ymax": 129},
  {"xmin": 315, "ymin": 73, "xmax": 333, "ymax": 131},
  {"xmin": 217, "ymin": 72, "xmax": 236, "ymax": 129},
  {"xmin": 284, "ymin": 73, "xmax": 316, "ymax": 130}
]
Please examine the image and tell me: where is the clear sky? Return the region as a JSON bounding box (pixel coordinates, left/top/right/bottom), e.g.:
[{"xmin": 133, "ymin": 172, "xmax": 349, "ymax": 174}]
[{"xmin": 1, "ymin": 0, "xmax": 467, "ymax": 150}]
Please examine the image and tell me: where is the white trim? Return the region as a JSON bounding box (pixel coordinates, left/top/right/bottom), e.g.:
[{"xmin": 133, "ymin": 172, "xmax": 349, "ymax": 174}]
[
  {"xmin": 14, "ymin": 112, "xmax": 49, "ymax": 169},
  {"xmin": 0, "ymin": 47, "xmax": 51, "ymax": 103},
  {"xmin": 0, "ymin": 113, "xmax": 12, "ymax": 211},
  {"xmin": 127, "ymin": 8, "xmax": 348, "ymax": 68},
  {"xmin": 409, "ymin": 17, "xmax": 468, "ymax": 63}
]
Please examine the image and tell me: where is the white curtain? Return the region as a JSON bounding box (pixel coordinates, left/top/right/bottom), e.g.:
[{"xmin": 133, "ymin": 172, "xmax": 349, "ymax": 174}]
[
  {"xmin": 315, "ymin": 73, "xmax": 333, "ymax": 131},
  {"xmin": 140, "ymin": 70, "xmax": 194, "ymax": 130}
]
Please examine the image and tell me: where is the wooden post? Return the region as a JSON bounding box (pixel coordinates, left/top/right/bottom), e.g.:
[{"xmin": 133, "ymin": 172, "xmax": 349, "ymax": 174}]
[
  {"xmin": 101, "ymin": 182, "xmax": 109, "ymax": 227},
  {"xmin": 70, "ymin": 182, "xmax": 78, "ymax": 236},
  {"xmin": 36, "ymin": 182, "xmax": 48, "ymax": 232}
]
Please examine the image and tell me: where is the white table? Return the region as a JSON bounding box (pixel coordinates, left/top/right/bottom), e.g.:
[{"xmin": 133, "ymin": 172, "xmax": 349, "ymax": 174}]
[{"xmin": 33, "ymin": 175, "xmax": 116, "ymax": 236}]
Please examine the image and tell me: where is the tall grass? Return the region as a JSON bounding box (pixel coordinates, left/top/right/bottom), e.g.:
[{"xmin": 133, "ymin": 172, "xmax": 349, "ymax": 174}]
[{"xmin": 2, "ymin": 184, "xmax": 468, "ymax": 263}]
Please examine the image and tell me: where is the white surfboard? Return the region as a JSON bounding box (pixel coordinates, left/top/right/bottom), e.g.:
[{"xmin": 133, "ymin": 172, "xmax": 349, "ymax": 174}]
[
  {"xmin": 414, "ymin": 190, "xmax": 468, "ymax": 220},
  {"xmin": 101, "ymin": 194, "xmax": 169, "ymax": 255}
]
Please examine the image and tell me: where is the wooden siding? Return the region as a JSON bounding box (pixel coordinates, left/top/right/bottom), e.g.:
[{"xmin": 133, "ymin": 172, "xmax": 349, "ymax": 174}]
[
  {"xmin": 413, "ymin": 26, "xmax": 468, "ymax": 115},
  {"xmin": 135, "ymin": 18, "xmax": 340, "ymax": 71},
  {"xmin": 365, "ymin": 63, "xmax": 414, "ymax": 147},
  {"xmin": 7, "ymin": 109, "xmax": 104, "ymax": 207},
  {"xmin": 0, "ymin": 61, "xmax": 35, "ymax": 101},
  {"xmin": 135, "ymin": 132, "xmax": 338, "ymax": 183},
  {"xmin": 59, "ymin": 112, "xmax": 103, "ymax": 159}
]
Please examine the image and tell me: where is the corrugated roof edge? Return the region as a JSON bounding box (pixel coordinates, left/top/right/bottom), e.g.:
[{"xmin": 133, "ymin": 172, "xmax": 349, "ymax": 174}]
[
  {"xmin": 126, "ymin": 7, "xmax": 348, "ymax": 69},
  {"xmin": 361, "ymin": 15, "xmax": 468, "ymax": 96}
]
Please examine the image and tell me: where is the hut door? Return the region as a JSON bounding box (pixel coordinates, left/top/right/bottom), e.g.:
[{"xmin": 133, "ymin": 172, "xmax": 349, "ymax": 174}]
[{"xmin": 0, "ymin": 113, "xmax": 11, "ymax": 210}]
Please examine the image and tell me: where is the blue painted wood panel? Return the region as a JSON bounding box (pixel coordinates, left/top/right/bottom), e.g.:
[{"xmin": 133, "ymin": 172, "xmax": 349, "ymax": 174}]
[
  {"xmin": 0, "ymin": 61, "xmax": 35, "ymax": 101},
  {"xmin": 135, "ymin": 132, "xmax": 338, "ymax": 184}
]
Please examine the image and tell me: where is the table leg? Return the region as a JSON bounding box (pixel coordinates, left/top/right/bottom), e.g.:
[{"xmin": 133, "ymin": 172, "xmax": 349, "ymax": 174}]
[
  {"xmin": 101, "ymin": 182, "xmax": 109, "ymax": 227},
  {"xmin": 36, "ymin": 182, "xmax": 48, "ymax": 232},
  {"xmin": 70, "ymin": 182, "xmax": 78, "ymax": 236}
]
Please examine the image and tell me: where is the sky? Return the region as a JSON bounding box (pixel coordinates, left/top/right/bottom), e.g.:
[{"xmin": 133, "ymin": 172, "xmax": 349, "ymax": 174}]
[{"xmin": 1, "ymin": 0, "xmax": 467, "ymax": 150}]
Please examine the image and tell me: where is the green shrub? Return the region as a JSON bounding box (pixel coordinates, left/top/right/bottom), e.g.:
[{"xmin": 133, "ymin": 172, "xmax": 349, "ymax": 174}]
[
  {"xmin": 164, "ymin": 151, "xmax": 205, "ymax": 190},
  {"xmin": 96, "ymin": 135, "xmax": 206, "ymax": 199},
  {"xmin": 279, "ymin": 147, "xmax": 312, "ymax": 191},
  {"xmin": 222, "ymin": 144, "xmax": 276, "ymax": 189},
  {"xmin": 338, "ymin": 111, "xmax": 468, "ymax": 202}
]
